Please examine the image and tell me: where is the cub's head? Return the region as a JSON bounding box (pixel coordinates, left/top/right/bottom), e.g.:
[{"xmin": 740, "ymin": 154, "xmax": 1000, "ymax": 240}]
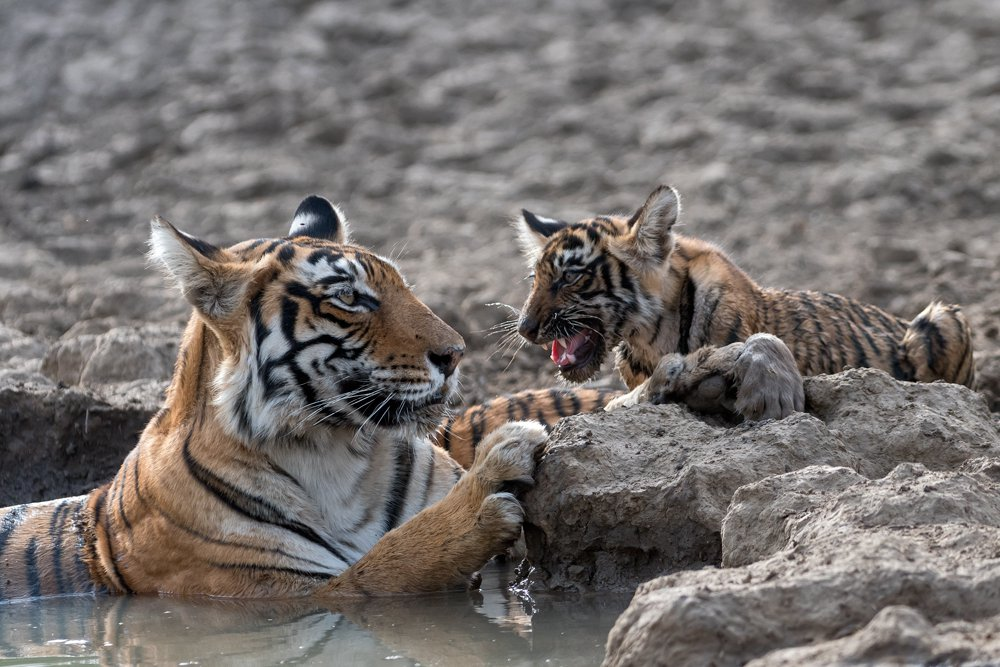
[
  {"xmin": 515, "ymin": 185, "xmax": 680, "ymax": 383},
  {"xmin": 150, "ymin": 196, "xmax": 464, "ymax": 444}
]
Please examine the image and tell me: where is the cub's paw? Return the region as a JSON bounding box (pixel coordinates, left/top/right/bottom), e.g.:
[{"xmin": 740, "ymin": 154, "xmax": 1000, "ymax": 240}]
[
  {"xmin": 472, "ymin": 421, "xmax": 547, "ymax": 493},
  {"xmin": 475, "ymin": 492, "xmax": 525, "ymax": 550},
  {"xmin": 604, "ymin": 381, "xmax": 648, "ymax": 411},
  {"xmin": 732, "ymin": 333, "xmax": 805, "ymax": 421},
  {"xmin": 606, "ymin": 354, "xmax": 689, "ymax": 411}
]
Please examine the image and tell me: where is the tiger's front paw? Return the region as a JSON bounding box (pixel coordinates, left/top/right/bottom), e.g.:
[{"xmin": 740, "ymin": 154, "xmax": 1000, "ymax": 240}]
[
  {"xmin": 475, "ymin": 492, "xmax": 525, "ymax": 551},
  {"xmin": 732, "ymin": 333, "xmax": 804, "ymax": 421},
  {"xmin": 471, "ymin": 421, "xmax": 548, "ymax": 494}
]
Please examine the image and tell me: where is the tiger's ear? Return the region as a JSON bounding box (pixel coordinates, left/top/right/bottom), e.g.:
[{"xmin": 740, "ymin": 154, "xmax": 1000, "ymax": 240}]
[
  {"xmin": 149, "ymin": 216, "xmax": 249, "ymax": 321},
  {"xmin": 610, "ymin": 185, "xmax": 680, "ymax": 271},
  {"xmin": 288, "ymin": 195, "xmax": 351, "ymax": 244},
  {"xmin": 515, "ymin": 209, "xmax": 568, "ymax": 265}
]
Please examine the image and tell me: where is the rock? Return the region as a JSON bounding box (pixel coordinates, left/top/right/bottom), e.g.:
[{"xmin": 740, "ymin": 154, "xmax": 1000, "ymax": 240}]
[
  {"xmin": 0, "ymin": 324, "xmax": 47, "ymax": 367},
  {"xmin": 523, "ymin": 407, "xmax": 853, "ymax": 592},
  {"xmin": 749, "ymin": 606, "xmax": 1000, "ymax": 666},
  {"xmin": 804, "ymin": 369, "xmax": 998, "ymax": 475},
  {"xmin": 0, "ymin": 377, "xmax": 161, "ymax": 506},
  {"xmin": 41, "ymin": 324, "xmax": 180, "ymax": 386},
  {"xmin": 604, "ymin": 461, "xmax": 1000, "ymax": 667},
  {"xmin": 524, "ymin": 369, "xmax": 1000, "ymax": 592},
  {"xmin": 721, "ymin": 465, "xmax": 865, "ymax": 567},
  {"xmin": 976, "ymin": 349, "xmax": 1000, "ymax": 412}
]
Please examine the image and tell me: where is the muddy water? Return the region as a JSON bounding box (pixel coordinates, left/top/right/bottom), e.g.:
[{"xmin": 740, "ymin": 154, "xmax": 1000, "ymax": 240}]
[{"xmin": 0, "ymin": 563, "xmax": 629, "ymax": 666}]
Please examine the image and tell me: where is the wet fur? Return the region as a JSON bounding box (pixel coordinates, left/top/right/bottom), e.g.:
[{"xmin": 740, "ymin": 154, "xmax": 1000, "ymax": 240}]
[{"xmin": 1, "ymin": 198, "xmax": 550, "ymax": 601}]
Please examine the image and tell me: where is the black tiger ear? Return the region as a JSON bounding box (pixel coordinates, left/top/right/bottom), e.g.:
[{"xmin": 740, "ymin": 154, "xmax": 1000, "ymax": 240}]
[
  {"xmin": 612, "ymin": 185, "xmax": 680, "ymax": 271},
  {"xmin": 288, "ymin": 195, "xmax": 351, "ymax": 243},
  {"xmin": 515, "ymin": 209, "xmax": 569, "ymax": 265}
]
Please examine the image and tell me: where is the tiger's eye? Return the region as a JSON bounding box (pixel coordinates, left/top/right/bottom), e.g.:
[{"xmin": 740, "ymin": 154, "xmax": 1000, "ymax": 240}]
[{"xmin": 336, "ymin": 288, "xmax": 356, "ymax": 306}]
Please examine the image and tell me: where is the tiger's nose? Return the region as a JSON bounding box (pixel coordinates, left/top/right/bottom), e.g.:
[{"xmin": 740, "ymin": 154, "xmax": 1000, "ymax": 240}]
[
  {"xmin": 518, "ymin": 315, "xmax": 540, "ymax": 343},
  {"xmin": 428, "ymin": 345, "xmax": 464, "ymax": 378}
]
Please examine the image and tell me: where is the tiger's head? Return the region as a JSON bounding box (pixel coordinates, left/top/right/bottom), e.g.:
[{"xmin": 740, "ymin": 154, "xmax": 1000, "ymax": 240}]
[
  {"xmin": 515, "ymin": 185, "xmax": 681, "ymax": 383},
  {"xmin": 149, "ymin": 196, "xmax": 465, "ymax": 445}
]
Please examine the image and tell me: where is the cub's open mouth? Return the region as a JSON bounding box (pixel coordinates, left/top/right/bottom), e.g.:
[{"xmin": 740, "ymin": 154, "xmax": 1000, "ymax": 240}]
[{"xmin": 550, "ymin": 331, "xmax": 599, "ymax": 371}]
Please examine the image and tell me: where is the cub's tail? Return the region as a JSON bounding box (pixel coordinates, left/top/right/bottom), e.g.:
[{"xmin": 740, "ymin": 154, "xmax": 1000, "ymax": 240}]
[
  {"xmin": 901, "ymin": 301, "xmax": 976, "ymax": 388},
  {"xmin": 432, "ymin": 387, "xmax": 623, "ymax": 469}
]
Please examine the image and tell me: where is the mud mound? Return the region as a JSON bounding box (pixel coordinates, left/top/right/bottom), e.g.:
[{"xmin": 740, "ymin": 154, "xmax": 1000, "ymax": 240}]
[{"xmin": 523, "ymin": 369, "xmax": 999, "ymax": 592}]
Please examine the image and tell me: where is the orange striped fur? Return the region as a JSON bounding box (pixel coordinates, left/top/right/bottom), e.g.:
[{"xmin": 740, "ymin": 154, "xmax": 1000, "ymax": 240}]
[
  {"xmin": 515, "ymin": 185, "xmax": 976, "ymax": 400},
  {"xmin": 431, "ymin": 387, "xmax": 622, "ymax": 468},
  {"xmin": 1, "ymin": 196, "xmax": 560, "ymax": 601}
]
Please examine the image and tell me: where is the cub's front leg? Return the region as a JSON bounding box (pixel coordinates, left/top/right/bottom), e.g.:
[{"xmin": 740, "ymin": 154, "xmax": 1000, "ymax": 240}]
[
  {"xmin": 606, "ymin": 333, "xmax": 804, "ymax": 421},
  {"xmin": 316, "ymin": 421, "xmax": 547, "ymax": 596}
]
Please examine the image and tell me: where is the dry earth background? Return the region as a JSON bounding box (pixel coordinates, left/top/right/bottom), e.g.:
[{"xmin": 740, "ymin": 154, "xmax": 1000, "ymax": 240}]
[
  {"xmin": 2, "ymin": 0, "xmax": 999, "ymax": 502},
  {"xmin": 2, "ymin": 0, "xmax": 1000, "ymax": 663}
]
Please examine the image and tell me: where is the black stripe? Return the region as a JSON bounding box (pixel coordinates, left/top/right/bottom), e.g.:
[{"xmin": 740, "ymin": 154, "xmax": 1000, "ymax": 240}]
[
  {"xmin": 469, "ymin": 406, "xmax": 487, "ymax": 450},
  {"xmin": 913, "ymin": 316, "xmax": 945, "ymax": 376},
  {"xmin": 548, "ymin": 389, "xmax": 568, "ymax": 419},
  {"xmin": 890, "ymin": 345, "xmax": 911, "ymax": 381},
  {"xmin": 505, "ymin": 397, "xmax": 518, "ymax": 423},
  {"xmin": 277, "ymin": 244, "xmax": 296, "ymax": 265},
  {"xmin": 181, "ymin": 430, "xmax": 350, "ymax": 565},
  {"xmin": 439, "ymin": 416, "xmax": 455, "ymax": 452},
  {"xmin": 95, "ymin": 490, "xmax": 134, "ymax": 594},
  {"xmin": 48, "ymin": 500, "xmax": 71, "ymax": 593},
  {"xmin": 131, "ymin": 454, "xmax": 332, "ymax": 571},
  {"xmin": 846, "ymin": 322, "xmax": 869, "ymax": 368},
  {"xmin": 568, "ymin": 389, "xmax": 582, "ymax": 414},
  {"xmin": 25, "ymin": 538, "xmax": 41, "ymax": 598},
  {"xmin": 724, "ymin": 313, "xmax": 744, "ymax": 345},
  {"xmin": 677, "ymin": 275, "xmax": 696, "ymax": 355},
  {"xmin": 383, "ymin": 439, "xmax": 414, "ymax": 533},
  {"xmin": 208, "ymin": 561, "xmax": 333, "ymax": 580},
  {"xmin": 695, "ymin": 290, "xmax": 721, "ymax": 349},
  {"xmin": 419, "ymin": 450, "xmax": 437, "ymax": 509},
  {"xmin": 117, "ymin": 463, "xmax": 132, "ymax": 532},
  {"xmin": 261, "ymin": 239, "xmax": 284, "ymax": 256}
]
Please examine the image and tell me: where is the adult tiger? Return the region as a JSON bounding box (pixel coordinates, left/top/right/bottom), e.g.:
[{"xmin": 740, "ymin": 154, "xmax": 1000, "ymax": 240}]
[
  {"xmin": 514, "ymin": 184, "xmax": 975, "ymax": 418},
  {"xmin": 0, "ymin": 196, "xmax": 596, "ymax": 601}
]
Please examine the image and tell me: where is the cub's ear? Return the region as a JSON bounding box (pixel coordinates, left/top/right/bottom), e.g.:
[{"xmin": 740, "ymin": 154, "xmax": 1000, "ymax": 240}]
[
  {"xmin": 611, "ymin": 185, "xmax": 681, "ymax": 271},
  {"xmin": 149, "ymin": 216, "xmax": 248, "ymax": 321},
  {"xmin": 288, "ymin": 195, "xmax": 350, "ymax": 244},
  {"xmin": 515, "ymin": 209, "xmax": 568, "ymax": 265}
]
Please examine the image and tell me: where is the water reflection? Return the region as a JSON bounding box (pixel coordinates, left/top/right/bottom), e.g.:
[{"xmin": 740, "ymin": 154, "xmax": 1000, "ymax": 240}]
[{"xmin": 0, "ymin": 562, "xmax": 629, "ymax": 666}]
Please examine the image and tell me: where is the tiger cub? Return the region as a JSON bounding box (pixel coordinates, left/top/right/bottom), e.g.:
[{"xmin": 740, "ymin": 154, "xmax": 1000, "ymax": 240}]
[
  {"xmin": 0, "ymin": 196, "xmax": 557, "ymax": 601},
  {"xmin": 514, "ymin": 184, "xmax": 975, "ymax": 418}
]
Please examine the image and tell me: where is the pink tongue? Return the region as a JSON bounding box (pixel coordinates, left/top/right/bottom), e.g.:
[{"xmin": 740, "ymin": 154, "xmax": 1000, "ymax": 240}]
[{"xmin": 551, "ymin": 332, "xmax": 588, "ymax": 367}]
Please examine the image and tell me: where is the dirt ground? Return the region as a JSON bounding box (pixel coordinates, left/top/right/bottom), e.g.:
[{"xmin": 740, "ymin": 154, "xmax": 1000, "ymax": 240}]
[{"xmin": 1, "ymin": 0, "xmax": 999, "ymax": 495}]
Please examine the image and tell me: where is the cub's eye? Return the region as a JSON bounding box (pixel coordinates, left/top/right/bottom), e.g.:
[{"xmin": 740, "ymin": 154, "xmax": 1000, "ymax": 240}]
[
  {"xmin": 562, "ymin": 269, "xmax": 583, "ymax": 286},
  {"xmin": 332, "ymin": 287, "xmax": 357, "ymax": 307},
  {"xmin": 526, "ymin": 272, "xmax": 536, "ymax": 284}
]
